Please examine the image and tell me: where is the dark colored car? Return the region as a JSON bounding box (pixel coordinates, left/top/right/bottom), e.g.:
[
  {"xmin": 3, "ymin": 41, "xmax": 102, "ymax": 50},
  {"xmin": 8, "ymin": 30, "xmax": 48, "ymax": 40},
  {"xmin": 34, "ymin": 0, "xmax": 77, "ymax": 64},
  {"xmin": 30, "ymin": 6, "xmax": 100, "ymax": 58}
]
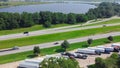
[
  {"xmin": 54, "ymin": 42, "xmax": 59, "ymax": 45},
  {"xmin": 12, "ymin": 46, "xmax": 19, "ymax": 50}
]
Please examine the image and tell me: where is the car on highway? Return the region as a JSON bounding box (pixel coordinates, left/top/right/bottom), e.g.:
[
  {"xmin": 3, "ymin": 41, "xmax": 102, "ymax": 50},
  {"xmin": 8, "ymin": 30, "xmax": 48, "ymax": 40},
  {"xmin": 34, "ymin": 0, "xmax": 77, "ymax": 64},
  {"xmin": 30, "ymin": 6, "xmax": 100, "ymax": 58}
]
[
  {"xmin": 12, "ymin": 46, "xmax": 19, "ymax": 50},
  {"xmin": 54, "ymin": 42, "xmax": 59, "ymax": 45}
]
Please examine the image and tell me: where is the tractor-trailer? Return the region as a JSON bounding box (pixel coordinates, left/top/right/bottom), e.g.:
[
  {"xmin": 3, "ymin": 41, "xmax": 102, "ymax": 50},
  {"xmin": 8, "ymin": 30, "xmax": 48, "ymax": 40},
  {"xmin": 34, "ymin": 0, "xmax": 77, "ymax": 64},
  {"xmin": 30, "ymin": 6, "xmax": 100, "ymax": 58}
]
[
  {"xmin": 111, "ymin": 43, "xmax": 120, "ymax": 52},
  {"xmin": 97, "ymin": 46, "xmax": 114, "ymax": 52},
  {"xmin": 88, "ymin": 47, "xmax": 105, "ymax": 52},
  {"xmin": 77, "ymin": 48, "xmax": 101, "ymax": 55}
]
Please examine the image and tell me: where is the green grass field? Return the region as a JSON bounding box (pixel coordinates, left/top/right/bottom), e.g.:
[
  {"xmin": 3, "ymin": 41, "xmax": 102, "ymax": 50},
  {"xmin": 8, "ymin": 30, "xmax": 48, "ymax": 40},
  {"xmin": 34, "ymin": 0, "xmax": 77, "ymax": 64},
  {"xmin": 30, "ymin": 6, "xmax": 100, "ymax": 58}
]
[
  {"xmin": 0, "ymin": 25, "xmax": 120, "ymax": 49},
  {"xmin": 74, "ymin": 19, "xmax": 120, "ymax": 28},
  {"xmin": 0, "ymin": 24, "xmax": 70, "ymax": 36},
  {"xmin": 88, "ymin": 19, "xmax": 120, "ymax": 26},
  {"xmin": 0, "ymin": 35, "xmax": 120, "ymax": 64},
  {"xmin": 0, "ymin": 18, "xmax": 120, "ymax": 36}
]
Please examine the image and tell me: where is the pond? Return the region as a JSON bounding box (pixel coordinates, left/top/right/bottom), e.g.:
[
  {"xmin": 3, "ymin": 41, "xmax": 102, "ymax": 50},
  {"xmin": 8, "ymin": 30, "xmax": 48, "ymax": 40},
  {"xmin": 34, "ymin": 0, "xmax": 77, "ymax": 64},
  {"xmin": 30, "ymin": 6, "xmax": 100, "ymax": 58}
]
[{"xmin": 0, "ymin": 3, "xmax": 96, "ymax": 14}]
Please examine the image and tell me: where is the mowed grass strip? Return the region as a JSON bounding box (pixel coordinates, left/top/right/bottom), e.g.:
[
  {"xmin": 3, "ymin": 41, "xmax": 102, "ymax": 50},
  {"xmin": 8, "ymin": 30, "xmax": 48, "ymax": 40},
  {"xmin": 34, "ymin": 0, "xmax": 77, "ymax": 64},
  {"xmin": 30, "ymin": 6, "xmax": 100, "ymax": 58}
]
[
  {"xmin": 92, "ymin": 19, "xmax": 120, "ymax": 25},
  {"xmin": 0, "ymin": 36, "xmax": 120, "ymax": 64},
  {"xmin": 0, "ymin": 18, "xmax": 120, "ymax": 36},
  {"xmin": 70, "ymin": 19, "xmax": 120, "ymax": 28},
  {"xmin": 0, "ymin": 24, "xmax": 70, "ymax": 36},
  {"xmin": 0, "ymin": 25, "xmax": 120, "ymax": 49},
  {"xmin": 88, "ymin": 19, "xmax": 120, "ymax": 26}
]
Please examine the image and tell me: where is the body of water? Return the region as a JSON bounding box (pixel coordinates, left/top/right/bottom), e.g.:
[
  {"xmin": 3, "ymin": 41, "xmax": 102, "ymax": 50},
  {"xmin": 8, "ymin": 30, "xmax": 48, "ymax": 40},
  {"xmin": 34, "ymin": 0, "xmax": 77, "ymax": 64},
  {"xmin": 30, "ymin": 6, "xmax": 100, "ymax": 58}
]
[{"xmin": 0, "ymin": 3, "xmax": 96, "ymax": 14}]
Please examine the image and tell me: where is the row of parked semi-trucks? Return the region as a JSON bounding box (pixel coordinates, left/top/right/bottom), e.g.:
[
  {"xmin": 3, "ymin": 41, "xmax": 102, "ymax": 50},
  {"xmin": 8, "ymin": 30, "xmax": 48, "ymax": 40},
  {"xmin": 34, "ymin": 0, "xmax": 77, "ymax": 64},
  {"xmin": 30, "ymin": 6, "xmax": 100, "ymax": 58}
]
[{"xmin": 61, "ymin": 43, "xmax": 120, "ymax": 59}]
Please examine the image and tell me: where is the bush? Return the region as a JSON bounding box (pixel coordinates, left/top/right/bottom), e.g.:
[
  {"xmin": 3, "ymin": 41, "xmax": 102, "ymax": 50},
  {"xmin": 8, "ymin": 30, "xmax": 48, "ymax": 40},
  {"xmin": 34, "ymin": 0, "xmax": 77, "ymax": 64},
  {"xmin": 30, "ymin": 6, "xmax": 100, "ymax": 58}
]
[
  {"xmin": 107, "ymin": 36, "xmax": 113, "ymax": 42},
  {"xmin": 40, "ymin": 57, "xmax": 80, "ymax": 68},
  {"xmin": 33, "ymin": 46, "xmax": 40, "ymax": 56},
  {"xmin": 42, "ymin": 21, "xmax": 51, "ymax": 28},
  {"xmin": 61, "ymin": 40, "xmax": 70, "ymax": 52},
  {"xmin": 110, "ymin": 53, "xmax": 119, "ymax": 59},
  {"xmin": 87, "ymin": 38, "xmax": 93, "ymax": 46}
]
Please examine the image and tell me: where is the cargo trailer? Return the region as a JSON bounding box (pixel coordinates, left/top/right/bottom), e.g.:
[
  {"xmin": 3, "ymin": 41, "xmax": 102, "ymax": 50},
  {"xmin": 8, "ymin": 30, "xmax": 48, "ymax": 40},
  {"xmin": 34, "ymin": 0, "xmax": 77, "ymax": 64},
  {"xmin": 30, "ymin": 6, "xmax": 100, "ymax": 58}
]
[{"xmin": 77, "ymin": 48, "xmax": 101, "ymax": 55}]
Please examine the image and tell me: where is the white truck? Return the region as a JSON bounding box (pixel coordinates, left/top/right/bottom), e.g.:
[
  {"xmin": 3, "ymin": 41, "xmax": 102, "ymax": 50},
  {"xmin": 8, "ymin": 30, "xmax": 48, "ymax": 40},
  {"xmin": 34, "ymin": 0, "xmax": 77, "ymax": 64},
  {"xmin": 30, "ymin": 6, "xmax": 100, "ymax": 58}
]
[
  {"xmin": 88, "ymin": 47, "xmax": 111, "ymax": 54},
  {"xmin": 77, "ymin": 48, "xmax": 101, "ymax": 55},
  {"xmin": 18, "ymin": 58, "xmax": 44, "ymax": 68},
  {"xmin": 88, "ymin": 47, "xmax": 105, "ymax": 52},
  {"xmin": 111, "ymin": 43, "xmax": 120, "ymax": 52},
  {"xmin": 97, "ymin": 46, "xmax": 114, "ymax": 52}
]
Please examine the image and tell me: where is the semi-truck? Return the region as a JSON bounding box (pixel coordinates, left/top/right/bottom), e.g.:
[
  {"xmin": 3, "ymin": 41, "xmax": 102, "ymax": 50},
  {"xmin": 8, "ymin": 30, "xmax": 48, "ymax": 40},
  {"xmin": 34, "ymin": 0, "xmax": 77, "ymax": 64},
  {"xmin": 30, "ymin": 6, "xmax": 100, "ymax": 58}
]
[
  {"xmin": 111, "ymin": 43, "xmax": 120, "ymax": 52},
  {"xmin": 88, "ymin": 47, "xmax": 110, "ymax": 54},
  {"xmin": 97, "ymin": 46, "xmax": 114, "ymax": 52},
  {"xmin": 76, "ymin": 48, "xmax": 101, "ymax": 55}
]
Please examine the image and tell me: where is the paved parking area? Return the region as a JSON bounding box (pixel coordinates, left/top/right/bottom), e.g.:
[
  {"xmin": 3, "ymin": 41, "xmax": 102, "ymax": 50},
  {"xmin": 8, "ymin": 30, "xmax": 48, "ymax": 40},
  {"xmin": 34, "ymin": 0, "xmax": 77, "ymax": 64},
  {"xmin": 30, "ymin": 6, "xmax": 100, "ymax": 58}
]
[{"xmin": 0, "ymin": 42, "xmax": 119, "ymax": 68}]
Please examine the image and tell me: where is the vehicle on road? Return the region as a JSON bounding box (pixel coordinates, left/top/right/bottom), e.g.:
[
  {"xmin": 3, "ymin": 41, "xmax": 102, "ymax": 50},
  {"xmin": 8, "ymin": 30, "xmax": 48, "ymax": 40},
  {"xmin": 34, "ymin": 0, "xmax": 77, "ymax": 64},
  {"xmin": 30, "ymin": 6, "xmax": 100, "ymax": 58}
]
[
  {"xmin": 12, "ymin": 46, "xmax": 19, "ymax": 50},
  {"xmin": 54, "ymin": 42, "xmax": 59, "ymax": 45}
]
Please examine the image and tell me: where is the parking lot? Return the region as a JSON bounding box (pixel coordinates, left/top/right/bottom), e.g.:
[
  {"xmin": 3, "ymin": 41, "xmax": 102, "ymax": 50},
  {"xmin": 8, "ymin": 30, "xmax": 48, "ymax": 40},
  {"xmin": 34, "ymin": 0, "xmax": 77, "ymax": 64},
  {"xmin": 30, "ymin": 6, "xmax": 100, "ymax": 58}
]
[{"xmin": 0, "ymin": 42, "xmax": 119, "ymax": 68}]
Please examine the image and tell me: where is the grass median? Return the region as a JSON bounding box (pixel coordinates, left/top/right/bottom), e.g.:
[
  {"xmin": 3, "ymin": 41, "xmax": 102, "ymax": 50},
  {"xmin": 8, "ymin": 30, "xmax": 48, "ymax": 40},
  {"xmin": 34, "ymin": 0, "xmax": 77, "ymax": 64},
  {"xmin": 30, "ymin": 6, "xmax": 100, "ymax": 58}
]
[
  {"xmin": 87, "ymin": 19, "xmax": 120, "ymax": 26},
  {"xmin": 0, "ymin": 35, "xmax": 120, "ymax": 64},
  {"xmin": 0, "ymin": 24, "xmax": 70, "ymax": 36},
  {"xmin": 0, "ymin": 18, "xmax": 120, "ymax": 36},
  {"xmin": 0, "ymin": 25, "xmax": 120, "ymax": 49}
]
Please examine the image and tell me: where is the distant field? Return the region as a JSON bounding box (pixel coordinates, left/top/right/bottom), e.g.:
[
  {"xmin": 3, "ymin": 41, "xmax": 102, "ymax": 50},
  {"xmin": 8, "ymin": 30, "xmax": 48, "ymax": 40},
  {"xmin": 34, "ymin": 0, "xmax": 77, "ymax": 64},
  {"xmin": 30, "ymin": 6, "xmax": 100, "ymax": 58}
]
[
  {"xmin": 0, "ymin": 24, "xmax": 70, "ymax": 36},
  {"xmin": 87, "ymin": 19, "xmax": 120, "ymax": 26},
  {"xmin": 0, "ymin": 35, "xmax": 120, "ymax": 64},
  {"xmin": 74, "ymin": 19, "xmax": 120, "ymax": 28},
  {"xmin": 0, "ymin": 25, "xmax": 120, "ymax": 49},
  {"xmin": 0, "ymin": 2, "xmax": 49, "ymax": 8},
  {"xmin": 0, "ymin": 18, "xmax": 120, "ymax": 36}
]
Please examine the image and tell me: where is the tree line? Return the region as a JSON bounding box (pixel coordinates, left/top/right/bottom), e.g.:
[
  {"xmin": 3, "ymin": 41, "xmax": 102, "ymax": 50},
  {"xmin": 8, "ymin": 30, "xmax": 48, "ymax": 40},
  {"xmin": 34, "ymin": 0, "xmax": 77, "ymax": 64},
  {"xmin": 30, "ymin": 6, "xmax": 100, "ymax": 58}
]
[
  {"xmin": 0, "ymin": 2, "xmax": 120, "ymax": 30},
  {"xmin": 88, "ymin": 53, "xmax": 120, "ymax": 68}
]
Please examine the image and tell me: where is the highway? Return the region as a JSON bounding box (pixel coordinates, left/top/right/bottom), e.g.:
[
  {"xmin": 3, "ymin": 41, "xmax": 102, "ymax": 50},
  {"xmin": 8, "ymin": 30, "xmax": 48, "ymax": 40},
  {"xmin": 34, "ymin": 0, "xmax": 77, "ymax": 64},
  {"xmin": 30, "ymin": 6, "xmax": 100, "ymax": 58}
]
[
  {"xmin": 0, "ymin": 17, "xmax": 119, "ymax": 41},
  {"xmin": 0, "ymin": 23, "xmax": 120, "ymax": 41},
  {"xmin": 0, "ymin": 31, "xmax": 120, "ymax": 56}
]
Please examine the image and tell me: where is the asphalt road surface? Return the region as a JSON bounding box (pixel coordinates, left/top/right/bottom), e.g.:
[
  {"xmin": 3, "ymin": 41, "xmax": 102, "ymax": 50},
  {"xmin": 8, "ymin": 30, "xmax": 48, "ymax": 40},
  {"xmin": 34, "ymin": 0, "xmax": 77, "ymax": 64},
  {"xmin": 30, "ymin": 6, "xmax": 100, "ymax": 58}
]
[
  {"xmin": 0, "ymin": 23, "xmax": 120, "ymax": 41},
  {"xmin": 0, "ymin": 16, "xmax": 119, "ymax": 41},
  {"xmin": 0, "ymin": 31, "xmax": 120, "ymax": 56}
]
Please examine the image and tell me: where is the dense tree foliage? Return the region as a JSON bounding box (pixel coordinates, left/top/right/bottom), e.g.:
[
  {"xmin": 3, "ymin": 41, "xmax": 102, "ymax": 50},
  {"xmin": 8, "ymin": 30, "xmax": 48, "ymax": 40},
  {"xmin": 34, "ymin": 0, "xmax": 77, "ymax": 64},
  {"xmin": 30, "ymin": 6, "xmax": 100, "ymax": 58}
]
[
  {"xmin": 40, "ymin": 57, "xmax": 80, "ymax": 68},
  {"xmin": 107, "ymin": 36, "xmax": 114, "ymax": 42},
  {"xmin": 61, "ymin": 40, "xmax": 70, "ymax": 51},
  {"xmin": 86, "ymin": 2, "xmax": 120, "ymax": 19},
  {"xmin": 0, "ymin": 2, "xmax": 120, "ymax": 30},
  {"xmin": 88, "ymin": 53, "xmax": 120, "ymax": 68},
  {"xmin": 87, "ymin": 38, "xmax": 93, "ymax": 46},
  {"xmin": 33, "ymin": 46, "xmax": 40, "ymax": 56}
]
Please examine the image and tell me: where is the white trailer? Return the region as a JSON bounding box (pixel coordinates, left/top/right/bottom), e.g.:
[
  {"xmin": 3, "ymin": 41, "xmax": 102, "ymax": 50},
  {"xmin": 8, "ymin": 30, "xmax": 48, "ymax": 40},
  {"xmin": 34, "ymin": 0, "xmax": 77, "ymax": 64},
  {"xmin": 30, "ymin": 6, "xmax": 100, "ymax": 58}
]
[
  {"xmin": 88, "ymin": 47, "xmax": 105, "ymax": 53},
  {"xmin": 77, "ymin": 48, "xmax": 101, "ymax": 55},
  {"xmin": 97, "ymin": 46, "xmax": 114, "ymax": 52},
  {"xmin": 18, "ymin": 58, "xmax": 44, "ymax": 68},
  {"xmin": 111, "ymin": 43, "xmax": 120, "ymax": 47}
]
